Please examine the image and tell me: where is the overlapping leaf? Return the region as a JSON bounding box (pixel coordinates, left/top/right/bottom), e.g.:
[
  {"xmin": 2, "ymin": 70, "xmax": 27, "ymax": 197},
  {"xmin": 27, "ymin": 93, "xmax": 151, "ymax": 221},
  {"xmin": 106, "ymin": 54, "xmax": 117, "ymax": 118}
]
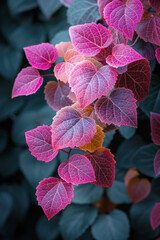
[
  {"xmin": 69, "ymin": 60, "xmax": 117, "ymax": 108},
  {"xmin": 115, "ymin": 59, "xmax": 151, "ymax": 102},
  {"xmin": 44, "ymin": 81, "xmax": 73, "ymax": 111},
  {"xmin": 136, "ymin": 10, "xmax": 160, "ymax": 46},
  {"xmin": 24, "ymin": 43, "xmax": 58, "ymax": 70},
  {"xmin": 149, "ymin": 0, "xmax": 160, "ymax": 12},
  {"xmin": 36, "ymin": 177, "xmax": 74, "ymax": 220},
  {"xmin": 150, "ymin": 203, "xmax": 160, "ymax": 230},
  {"xmin": 106, "ymin": 44, "xmax": 144, "ymax": 68},
  {"xmin": 51, "ymin": 106, "xmax": 96, "ymax": 150},
  {"xmin": 85, "ymin": 147, "xmax": 115, "ymax": 187},
  {"xmin": 58, "ymin": 154, "xmax": 96, "ymax": 185},
  {"xmin": 151, "ymin": 112, "xmax": 160, "ymax": 145},
  {"xmin": 55, "ymin": 42, "xmax": 73, "ymax": 57},
  {"xmin": 95, "ymin": 88, "xmax": 137, "ymax": 127},
  {"xmin": 25, "ymin": 125, "xmax": 58, "ymax": 162},
  {"xmin": 104, "ymin": 0, "xmax": 143, "ymax": 40},
  {"xmin": 69, "ymin": 23, "xmax": 113, "ymax": 57},
  {"xmin": 12, "ymin": 67, "xmax": 43, "ymax": 98},
  {"xmin": 156, "ymin": 47, "xmax": 160, "ymax": 64},
  {"xmin": 154, "ymin": 150, "xmax": 160, "ymax": 177}
]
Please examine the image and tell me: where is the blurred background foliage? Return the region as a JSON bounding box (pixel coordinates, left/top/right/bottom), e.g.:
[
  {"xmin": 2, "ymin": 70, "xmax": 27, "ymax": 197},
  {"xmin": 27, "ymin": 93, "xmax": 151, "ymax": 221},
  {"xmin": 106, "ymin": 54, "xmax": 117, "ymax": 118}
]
[{"xmin": 0, "ymin": 0, "xmax": 160, "ymax": 240}]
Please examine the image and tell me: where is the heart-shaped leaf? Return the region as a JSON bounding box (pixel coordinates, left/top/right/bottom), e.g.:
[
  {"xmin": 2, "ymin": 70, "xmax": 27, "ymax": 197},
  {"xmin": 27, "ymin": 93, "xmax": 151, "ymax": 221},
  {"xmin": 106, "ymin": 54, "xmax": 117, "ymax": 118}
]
[
  {"xmin": 25, "ymin": 125, "xmax": 58, "ymax": 162},
  {"xmin": 95, "ymin": 88, "xmax": 137, "ymax": 127},
  {"xmin": 24, "ymin": 43, "xmax": 58, "ymax": 70},
  {"xmin": 58, "ymin": 154, "xmax": 96, "ymax": 185},
  {"xmin": 51, "ymin": 106, "xmax": 96, "ymax": 150},
  {"xmin": 156, "ymin": 47, "xmax": 160, "ymax": 64},
  {"xmin": 36, "ymin": 177, "xmax": 74, "ymax": 220},
  {"xmin": 69, "ymin": 23, "xmax": 113, "ymax": 57},
  {"xmin": 44, "ymin": 81, "xmax": 73, "ymax": 111},
  {"xmin": 150, "ymin": 202, "xmax": 160, "ymax": 230},
  {"xmin": 12, "ymin": 67, "xmax": 43, "ymax": 98},
  {"xmin": 69, "ymin": 60, "xmax": 117, "ymax": 108},
  {"xmin": 104, "ymin": 0, "xmax": 143, "ymax": 40},
  {"xmin": 116, "ymin": 59, "xmax": 151, "ymax": 102},
  {"xmin": 106, "ymin": 44, "xmax": 144, "ymax": 68},
  {"xmin": 85, "ymin": 147, "xmax": 115, "ymax": 187},
  {"xmin": 154, "ymin": 150, "xmax": 160, "ymax": 177},
  {"xmin": 151, "ymin": 112, "xmax": 160, "ymax": 146}
]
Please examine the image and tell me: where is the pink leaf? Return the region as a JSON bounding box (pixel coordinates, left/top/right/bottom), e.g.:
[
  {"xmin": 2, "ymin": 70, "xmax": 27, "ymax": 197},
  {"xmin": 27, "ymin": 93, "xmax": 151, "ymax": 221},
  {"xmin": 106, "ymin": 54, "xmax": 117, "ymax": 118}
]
[
  {"xmin": 51, "ymin": 106, "xmax": 96, "ymax": 150},
  {"xmin": 58, "ymin": 154, "xmax": 96, "ymax": 185},
  {"xmin": 150, "ymin": 202, "xmax": 160, "ymax": 230},
  {"xmin": 95, "ymin": 88, "xmax": 137, "ymax": 127},
  {"xmin": 44, "ymin": 81, "xmax": 73, "ymax": 111},
  {"xmin": 24, "ymin": 43, "xmax": 58, "ymax": 70},
  {"xmin": 151, "ymin": 112, "xmax": 160, "ymax": 146},
  {"xmin": 12, "ymin": 67, "xmax": 43, "ymax": 98},
  {"xmin": 156, "ymin": 47, "xmax": 160, "ymax": 64},
  {"xmin": 149, "ymin": 0, "xmax": 160, "ymax": 12},
  {"xmin": 104, "ymin": 0, "xmax": 143, "ymax": 40},
  {"xmin": 54, "ymin": 62, "xmax": 73, "ymax": 83},
  {"xmin": 25, "ymin": 125, "xmax": 58, "ymax": 162},
  {"xmin": 110, "ymin": 27, "xmax": 128, "ymax": 45},
  {"xmin": 106, "ymin": 44, "xmax": 144, "ymax": 68},
  {"xmin": 115, "ymin": 59, "xmax": 151, "ymax": 102},
  {"xmin": 97, "ymin": 0, "xmax": 111, "ymax": 18},
  {"xmin": 154, "ymin": 150, "xmax": 160, "ymax": 177},
  {"xmin": 69, "ymin": 60, "xmax": 117, "ymax": 108},
  {"xmin": 85, "ymin": 147, "xmax": 115, "ymax": 187},
  {"xmin": 36, "ymin": 177, "xmax": 74, "ymax": 220},
  {"xmin": 69, "ymin": 23, "xmax": 113, "ymax": 57},
  {"xmin": 55, "ymin": 42, "xmax": 73, "ymax": 57},
  {"xmin": 136, "ymin": 10, "xmax": 160, "ymax": 46}
]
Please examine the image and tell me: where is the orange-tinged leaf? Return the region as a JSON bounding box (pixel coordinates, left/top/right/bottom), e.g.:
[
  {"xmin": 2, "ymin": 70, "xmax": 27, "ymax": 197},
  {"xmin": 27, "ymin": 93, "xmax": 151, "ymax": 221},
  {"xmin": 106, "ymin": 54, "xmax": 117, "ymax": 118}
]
[
  {"xmin": 79, "ymin": 125, "xmax": 105, "ymax": 152},
  {"xmin": 124, "ymin": 168, "xmax": 139, "ymax": 186},
  {"xmin": 103, "ymin": 124, "xmax": 118, "ymax": 133},
  {"xmin": 72, "ymin": 102, "xmax": 94, "ymax": 117},
  {"xmin": 127, "ymin": 177, "xmax": 151, "ymax": 203},
  {"xmin": 55, "ymin": 42, "xmax": 73, "ymax": 57}
]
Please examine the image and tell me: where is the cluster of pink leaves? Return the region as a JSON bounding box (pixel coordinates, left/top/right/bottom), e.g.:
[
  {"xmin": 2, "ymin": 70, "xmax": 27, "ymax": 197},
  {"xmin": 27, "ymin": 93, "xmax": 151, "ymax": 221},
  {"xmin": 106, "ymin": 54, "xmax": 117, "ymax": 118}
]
[
  {"xmin": 11, "ymin": 0, "xmax": 158, "ymax": 220},
  {"xmin": 150, "ymin": 112, "xmax": 160, "ymax": 230}
]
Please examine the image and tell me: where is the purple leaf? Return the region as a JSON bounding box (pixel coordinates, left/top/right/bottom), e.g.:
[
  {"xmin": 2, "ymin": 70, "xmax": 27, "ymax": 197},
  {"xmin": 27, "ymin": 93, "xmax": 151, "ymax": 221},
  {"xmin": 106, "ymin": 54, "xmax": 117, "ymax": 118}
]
[
  {"xmin": 58, "ymin": 154, "xmax": 96, "ymax": 185},
  {"xmin": 150, "ymin": 202, "xmax": 160, "ymax": 230},
  {"xmin": 12, "ymin": 67, "xmax": 43, "ymax": 98},
  {"xmin": 151, "ymin": 112, "xmax": 160, "ymax": 146},
  {"xmin": 156, "ymin": 47, "xmax": 160, "ymax": 64},
  {"xmin": 95, "ymin": 88, "xmax": 137, "ymax": 127},
  {"xmin": 36, "ymin": 177, "xmax": 74, "ymax": 219},
  {"xmin": 149, "ymin": 0, "xmax": 160, "ymax": 12},
  {"xmin": 69, "ymin": 23, "xmax": 113, "ymax": 57},
  {"xmin": 24, "ymin": 43, "xmax": 58, "ymax": 70},
  {"xmin": 97, "ymin": 0, "xmax": 111, "ymax": 18},
  {"xmin": 69, "ymin": 60, "xmax": 117, "ymax": 108},
  {"xmin": 104, "ymin": 0, "xmax": 143, "ymax": 40},
  {"xmin": 106, "ymin": 44, "xmax": 144, "ymax": 68},
  {"xmin": 136, "ymin": 10, "xmax": 160, "ymax": 46},
  {"xmin": 85, "ymin": 147, "xmax": 115, "ymax": 187},
  {"xmin": 51, "ymin": 106, "xmax": 96, "ymax": 150},
  {"xmin": 44, "ymin": 81, "xmax": 73, "ymax": 111},
  {"xmin": 154, "ymin": 150, "xmax": 160, "ymax": 177},
  {"xmin": 110, "ymin": 27, "xmax": 128, "ymax": 45},
  {"xmin": 25, "ymin": 125, "xmax": 58, "ymax": 162}
]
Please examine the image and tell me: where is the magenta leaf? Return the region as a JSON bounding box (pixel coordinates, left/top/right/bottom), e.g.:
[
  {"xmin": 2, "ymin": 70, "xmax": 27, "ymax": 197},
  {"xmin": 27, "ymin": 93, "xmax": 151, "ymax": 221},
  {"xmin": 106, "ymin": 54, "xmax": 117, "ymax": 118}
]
[
  {"xmin": 69, "ymin": 23, "xmax": 113, "ymax": 57},
  {"xmin": 110, "ymin": 27, "xmax": 128, "ymax": 45},
  {"xmin": 98, "ymin": 0, "xmax": 111, "ymax": 18},
  {"xmin": 151, "ymin": 112, "xmax": 160, "ymax": 146},
  {"xmin": 95, "ymin": 88, "xmax": 137, "ymax": 127},
  {"xmin": 69, "ymin": 60, "xmax": 117, "ymax": 108},
  {"xmin": 154, "ymin": 150, "xmax": 160, "ymax": 177},
  {"xmin": 25, "ymin": 125, "xmax": 58, "ymax": 162},
  {"xmin": 24, "ymin": 43, "xmax": 58, "ymax": 70},
  {"xmin": 136, "ymin": 11, "xmax": 160, "ymax": 46},
  {"xmin": 85, "ymin": 147, "xmax": 115, "ymax": 187},
  {"xmin": 150, "ymin": 202, "xmax": 160, "ymax": 230},
  {"xmin": 156, "ymin": 47, "xmax": 160, "ymax": 64},
  {"xmin": 149, "ymin": 0, "xmax": 160, "ymax": 12},
  {"xmin": 58, "ymin": 154, "xmax": 96, "ymax": 185},
  {"xmin": 44, "ymin": 81, "xmax": 73, "ymax": 111},
  {"xmin": 104, "ymin": 0, "xmax": 143, "ymax": 40},
  {"xmin": 36, "ymin": 177, "xmax": 74, "ymax": 220},
  {"xmin": 106, "ymin": 44, "xmax": 144, "ymax": 68},
  {"xmin": 115, "ymin": 59, "xmax": 151, "ymax": 103},
  {"xmin": 12, "ymin": 67, "xmax": 43, "ymax": 98},
  {"xmin": 51, "ymin": 106, "xmax": 96, "ymax": 150}
]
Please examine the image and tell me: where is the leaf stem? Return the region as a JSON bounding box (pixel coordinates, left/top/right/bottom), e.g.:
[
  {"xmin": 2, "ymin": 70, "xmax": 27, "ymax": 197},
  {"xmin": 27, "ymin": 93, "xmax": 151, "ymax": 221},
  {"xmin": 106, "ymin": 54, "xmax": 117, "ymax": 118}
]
[
  {"xmin": 42, "ymin": 74, "xmax": 54, "ymax": 77},
  {"xmin": 60, "ymin": 149, "xmax": 69, "ymax": 154},
  {"xmin": 102, "ymin": 48, "xmax": 110, "ymax": 55}
]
